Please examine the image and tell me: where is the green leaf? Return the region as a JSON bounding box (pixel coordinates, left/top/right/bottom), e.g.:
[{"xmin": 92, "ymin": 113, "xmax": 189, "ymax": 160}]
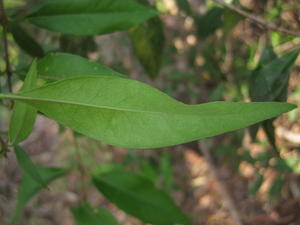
[
  {"xmin": 9, "ymin": 23, "xmax": 44, "ymax": 58},
  {"xmin": 12, "ymin": 166, "xmax": 69, "ymax": 222},
  {"xmin": 160, "ymin": 152, "xmax": 173, "ymax": 191},
  {"xmin": 250, "ymin": 173, "xmax": 264, "ymax": 196},
  {"xmin": 92, "ymin": 169, "xmax": 193, "ymax": 225},
  {"xmin": 0, "ymin": 76, "xmax": 296, "ymax": 149},
  {"xmin": 71, "ymin": 203, "xmax": 120, "ymax": 225},
  {"xmin": 257, "ymin": 45, "xmax": 277, "ymax": 67},
  {"xmin": 194, "ymin": 7, "xmax": 224, "ymax": 39},
  {"xmin": 272, "ymin": 157, "xmax": 298, "ymax": 172},
  {"xmin": 4, "ymin": 0, "xmax": 25, "ymax": 8},
  {"xmin": 15, "ymin": 145, "xmax": 47, "ymax": 189},
  {"xmin": 26, "ymin": 0, "xmax": 158, "ymax": 35},
  {"xmin": 8, "ymin": 60, "xmax": 38, "ymax": 144},
  {"xmin": 129, "ymin": 16, "xmax": 165, "ymax": 79},
  {"xmin": 262, "ymin": 120, "xmax": 276, "ymax": 149},
  {"xmin": 175, "ymin": 0, "xmax": 192, "ymax": 16},
  {"xmin": 249, "ymin": 48, "xmax": 299, "ymax": 145},
  {"xmin": 249, "ymin": 49, "xmax": 300, "ymax": 102},
  {"xmin": 37, "ymin": 53, "xmax": 122, "ymax": 81},
  {"xmin": 140, "ymin": 160, "xmax": 157, "ymax": 182},
  {"xmin": 269, "ymin": 175, "xmax": 284, "ymax": 200},
  {"xmin": 59, "ymin": 34, "xmax": 97, "ymax": 57},
  {"xmin": 223, "ymin": 8, "xmax": 243, "ymax": 34},
  {"xmin": 249, "ymin": 46, "xmax": 277, "ymax": 141}
]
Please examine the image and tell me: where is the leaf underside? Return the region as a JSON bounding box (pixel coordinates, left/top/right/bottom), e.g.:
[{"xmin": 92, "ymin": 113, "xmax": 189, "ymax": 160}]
[{"xmin": 0, "ymin": 76, "xmax": 295, "ymax": 149}]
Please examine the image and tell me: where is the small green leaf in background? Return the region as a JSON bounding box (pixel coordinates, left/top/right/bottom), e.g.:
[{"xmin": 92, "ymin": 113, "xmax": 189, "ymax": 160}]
[
  {"xmin": 140, "ymin": 160, "xmax": 157, "ymax": 183},
  {"xmin": 92, "ymin": 169, "xmax": 193, "ymax": 225},
  {"xmin": 8, "ymin": 60, "xmax": 38, "ymax": 144},
  {"xmin": 248, "ymin": 45, "xmax": 277, "ymax": 141},
  {"xmin": 223, "ymin": 8, "xmax": 243, "ymax": 34},
  {"xmin": 12, "ymin": 166, "xmax": 69, "ymax": 222},
  {"xmin": 71, "ymin": 203, "xmax": 120, "ymax": 225},
  {"xmin": 249, "ymin": 48, "xmax": 299, "ymax": 102},
  {"xmin": 9, "ymin": 23, "xmax": 44, "ymax": 58},
  {"xmin": 175, "ymin": 0, "xmax": 193, "ymax": 16},
  {"xmin": 249, "ymin": 47, "xmax": 299, "ymax": 146},
  {"xmin": 269, "ymin": 175, "xmax": 284, "ymax": 200},
  {"xmin": 59, "ymin": 34, "xmax": 97, "ymax": 58},
  {"xmin": 4, "ymin": 0, "xmax": 25, "ymax": 8},
  {"xmin": 15, "ymin": 145, "xmax": 47, "ymax": 189},
  {"xmin": 129, "ymin": 16, "xmax": 165, "ymax": 79},
  {"xmin": 194, "ymin": 7, "xmax": 224, "ymax": 39},
  {"xmin": 272, "ymin": 156, "xmax": 300, "ymax": 173},
  {"xmin": 250, "ymin": 172, "xmax": 264, "ymax": 196},
  {"xmin": 37, "ymin": 53, "xmax": 122, "ymax": 81},
  {"xmin": 26, "ymin": 0, "xmax": 158, "ymax": 35},
  {"xmin": 0, "ymin": 76, "xmax": 296, "ymax": 149},
  {"xmin": 160, "ymin": 152, "xmax": 173, "ymax": 191}
]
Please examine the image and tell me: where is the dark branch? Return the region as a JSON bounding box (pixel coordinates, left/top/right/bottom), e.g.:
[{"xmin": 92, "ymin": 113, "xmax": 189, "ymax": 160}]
[{"xmin": 213, "ymin": 0, "xmax": 300, "ymax": 38}]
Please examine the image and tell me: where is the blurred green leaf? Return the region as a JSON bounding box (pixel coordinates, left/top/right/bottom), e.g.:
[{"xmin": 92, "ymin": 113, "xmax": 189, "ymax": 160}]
[
  {"xmin": 92, "ymin": 163, "xmax": 124, "ymax": 176},
  {"xmin": 4, "ymin": 0, "xmax": 25, "ymax": 8},
  {"xmin": 15, "ymin": 145, "xmax": 47, "ymax": 189},
  {"xmin": 283, "ymin": 156, "xmax": 300, "ymax": 174},
  {"xmin": 0, "ymin": 76, "xmax": 296, "ymax": 149},
  {"xmin": 249, "ymin": 48, "xmax": 299, "ymax": 102},
  {"xmin": 9, "ymin": 23, "xmax": 44, "ymax": 58},
  {"xmin": 8, "ymin": 60, "xmax": 38, "ymax": 144},
  {"xmin": 160, "ymin": 152, "xmax": 173, "ymax": 191},
  {"xmin": 59, "ymin": 35, "xmax": 97, "ymax": 57},
  {"xmin": 240, "ymin": 151, "xmax": 256, "ymax": 164},
  {"xmin": 223, "ymin": 8, "xmax": 243, "ymax": 34},
  {"xmin": 272, "ymin": 157, "xmax": 300, "ymax": 173},
  {"xmin": 140, "ymin": 160, "xmax": 157, "ymax": 183},
  {"xmin": 37, "ymin": 53, "xmax": 122, "ymax": 81},
  {"xmin": 250, "ymin": 173, "xmax": 264, "ymax": 196},
  {"xmin": 202, "ymin": 48, "xmax": 226, "ymax": 81},
  {"xmin": 215, "ymin": 146, "xmax": 237, "ymax": 157},
  {"xmin": 257, "ymin": 45, "xmax": 278, "ymax": 66},
  {"xmin": 210, "ymin": 84, "xmax": 226, "ymax": 101},
  {"xmin": 194, "ymin": 7, "xmax": 224, "ymax": 39},
  {"xmin": 129, "ymin": 16, "xmax": 165, "ymax": 79},
  {"xmin": 72, "ymin": 203, "xmax": 120, "ymax": 225},
  {"xmin": 262, "ymin": 120, "xmax": 276, "ymax": 149},
  {"xmin": 92, "ymin": 169, "xmax": 193, "ymax": 225},
  {"xmin": 175, "ymin": 0, "xmax": 192, "ymax": 16},
  {"xmin": 248, "ymin": 45, "xmax": 277, "ymax": 141},
  {"xmin": 26, "ymin": 0, "xmax": 158, "ymax": 35},
  {"xmin": 0, "ymin": 147, "xmax": 6, "ymax": 158},
  {"xmin": 269, "ymin": 175, "xmax": 284, "ymax": 200},
  {"xmin": 249, "ymin": 47, "xmax": 299, "ymax": 146},
  {"xmin": 12, "ymin": 166, "xmax": 69, "ymax": 222},
  {"xmin": 253, "ymin": 152, "xmax": 270, "ymax": 165}
]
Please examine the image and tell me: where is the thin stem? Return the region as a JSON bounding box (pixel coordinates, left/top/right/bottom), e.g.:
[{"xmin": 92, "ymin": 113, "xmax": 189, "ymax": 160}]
[
  {"xmin": 198, "ymin": 141, "xmax": 244, "ymax": 225},
  {"xmin": 213, "ymin": 0, "xmax": 300, "ymax": 38},
  {"xmin": 0, "ymin": 0, "xmax": 12, "ymax": 92},
  {"xmin": 69, "ymin": 129, "xmax": 87, "ymax": 202}
]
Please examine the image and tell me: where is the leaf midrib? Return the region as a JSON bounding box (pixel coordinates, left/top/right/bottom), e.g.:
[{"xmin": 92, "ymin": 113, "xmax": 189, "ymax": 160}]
[
  {"xmin": 0, "ymin": 94, "xmax": 289, "ymax": 118},
  {"xmin": 1, "ymin": 93, "xmax": 265, "ymax": 118},
  {"xmin": 28, "ymin": 10, "xmax": 154, "ymax": 19},
  {"xmin": 0, "ymin": 94, "xmax": 175, "ymax": 114}
]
